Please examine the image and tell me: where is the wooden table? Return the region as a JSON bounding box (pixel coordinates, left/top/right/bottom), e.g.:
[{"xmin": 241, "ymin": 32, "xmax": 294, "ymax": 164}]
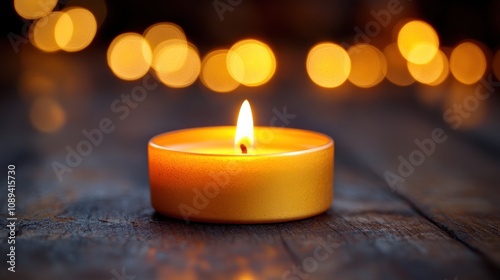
[{"xmin": 0, "ymin": 49, "xmax": 499, "ymax": 280}]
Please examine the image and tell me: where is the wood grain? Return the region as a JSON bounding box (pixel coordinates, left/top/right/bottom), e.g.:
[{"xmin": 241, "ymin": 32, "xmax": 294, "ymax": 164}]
[{"xmin": 0, "ymin": 76, "xmax": 499, "ymax": 279}]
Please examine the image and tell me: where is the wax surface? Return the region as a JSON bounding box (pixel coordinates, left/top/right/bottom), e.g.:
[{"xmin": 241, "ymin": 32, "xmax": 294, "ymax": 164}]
[{"xmin": 149, "ymin": 126, "xmax": 334, "ymax": 223}]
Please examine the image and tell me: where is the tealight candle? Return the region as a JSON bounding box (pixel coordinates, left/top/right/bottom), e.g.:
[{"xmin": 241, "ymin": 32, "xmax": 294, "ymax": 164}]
[{"xmin": 148, "ymin": 100, "xmax": 334, "ymax": 223}]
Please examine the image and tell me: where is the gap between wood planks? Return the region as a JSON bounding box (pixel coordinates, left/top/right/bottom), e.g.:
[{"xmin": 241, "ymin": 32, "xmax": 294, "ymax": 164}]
[{"xmin": 344, "ymin": 147, "xmax": 500, "ymax": 276}]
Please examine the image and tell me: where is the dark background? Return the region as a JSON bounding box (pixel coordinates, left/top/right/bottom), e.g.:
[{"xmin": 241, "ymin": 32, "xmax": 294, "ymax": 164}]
[
  {"xmin": 1, "ymin": 0, "xmax": 499, "ymax": 161},
  {"xmin": 3, "ymin": 0, "xmax": 500, "ymax": 47},
  {"xmin": 0, "ymin": 1, "xmax": 499, "ymax": 279}
]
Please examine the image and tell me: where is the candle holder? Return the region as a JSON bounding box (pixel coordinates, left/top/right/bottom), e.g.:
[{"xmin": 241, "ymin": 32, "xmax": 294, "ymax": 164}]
[{"xmin": 148, "ymin": 126, "xmax": 334, "ymax": 224}]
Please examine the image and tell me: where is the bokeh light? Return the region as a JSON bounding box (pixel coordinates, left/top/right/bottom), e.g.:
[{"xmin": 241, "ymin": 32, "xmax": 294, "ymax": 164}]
[
  {"xmin": 347, "ymin": 44, "xmax": 387, "ymax": 88},
  {"xmin": 152, "ymin": 39, "xmax": 189, "ymax": 74},
  {"xmin": 397, "ymin": 20, "xmax": 439, "ymax": 64},
  {"xmin": 19, "ymin": 71, "xmax": 57, "ymax": 99},
  {"xmin": 200, "ymin": 49, "xmax": 240, "ymax": 93},
  {"xmin": 31, "ymin": 12, "xmax": 70, "ymax": 52},
  {"xmin": 144, "ymin": 23, "xmax": 187, "ymax": 55},
  {"xmin": 494, "ymin": 50, "xmax": 500, "ymax": 81},
  {"xmin": 14, "ymin": 0, "xmax": 57, "ymax": 20},
  {"xmin": 383, "ymin": 43, "xmax": 415, "ymax": 86},
  {"xmin": 450, "ymin": 42, "xmax": 486, "ymax": 85},
  {"xmin": 155, "ymin": 44, "xmax": 201, "ymax": 88},
  {"xmin": 227, "ymin": 39, "xmax": 276, "ymax": 87},
  {"xmin": 427, "ymin": 51, "xmax": 449, "ymax": 86},
  {"xmin": 107, "ymin": 33, "xmax": 152, "ymax": 80},
  {"xmin": 144, "ymin": 23, "xmax": 188, "ymax": 74},
  {"xmin": 30, "ymin": 97, "xmax": 66, "ymax": 133},
  {"xmin": 55, "ymin": 7, "xmax": 97, "ymax": 52},
  {"xmin": 408, "ymin": 50, "xmax": 448, "ymax": 85},
  {"xmin": 306, "ymin": 42, "xmax": 351, "ymax": 88}
]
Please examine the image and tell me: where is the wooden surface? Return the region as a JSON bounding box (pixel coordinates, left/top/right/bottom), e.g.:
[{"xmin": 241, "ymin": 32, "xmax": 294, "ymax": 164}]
[{"xmin": 0, "ymin": 49, "xmax": 499, "ymax": 280}]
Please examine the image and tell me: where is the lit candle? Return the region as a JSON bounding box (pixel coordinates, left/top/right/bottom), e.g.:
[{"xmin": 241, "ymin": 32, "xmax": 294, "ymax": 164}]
[{"xmin": 148, "ymin": 100, "xmax": 334, "ymax": 223}]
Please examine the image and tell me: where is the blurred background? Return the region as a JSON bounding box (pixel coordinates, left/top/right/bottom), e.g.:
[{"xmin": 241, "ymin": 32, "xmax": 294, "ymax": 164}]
[{"xmin": 1, "ymin": 0, "xmax": 500, "ymax": 174}]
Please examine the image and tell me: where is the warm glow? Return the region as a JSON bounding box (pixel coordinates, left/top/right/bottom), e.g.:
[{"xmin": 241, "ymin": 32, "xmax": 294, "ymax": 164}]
[
  {"xmin": 450, "ymin": 42, "xmax": 487, "ymax": 85},
  {"xmin": 201, "ymin": 49, "xmax": 240, "ymax": 93},
  {"xmin": 31, "ymin": 12, "xmax": 69, "ymax": 52},
  {"xmin": 235, "ymin": 100, "xmax": 254, "ymax": 154},
  {"xmin": 155, "ymin": 44, "xmax": 201, "ymax": 88},
  {"xmin": 237, "ymin": 272, "xmax": 257, "ymax": 280},
  {"xmin": 144, "ymin": 23, "xmax": 186, "ymax": 55},
  {"xmin": 227, "ymin": 39, "xmax": 276, "ymax": 87},
  {"xmin": 55, "ymin": 7, "xmax": 97, "ymax": 52},
  {"xmin": 14, "ymin": 0, "xmax": 57, "ymax": 19},
  {"xmin": 152, "ymin": 40, "xmax": 189, "ymax": 74},
  {"xmin": 408, "ymin": 50, "xmax": 448, "ymax": 85},
  {"xmin": 397, "ymin": 20, "xmax": 439, "ymax": 64},
  {"xmin": 348, "ymin": 44, "xmax": 387, "ymax": 88},
  {"xmin": 306, "ymin": 42, "xmax": 351, "ymax": 88},
  {"xmin": 427, "ymin": 52, "xmax": 449, "ymax": 86},
  {"xmin": 30, "ymin": 97, "xmax": 66, "ymax": 133},
  {"xmin": 493, "ymin": 50, "xmax": 500, "ymax": 81},
  {"xmin": 145, "ymin": 23, "xmax": 188, "ymax": 73},
  {"xmin": 383, "ymin": 43, "xmax": 415, "ymax": 86},
  {"xmin": 107, "ymin": 33, "xmax": 152, "ymax": 80}
]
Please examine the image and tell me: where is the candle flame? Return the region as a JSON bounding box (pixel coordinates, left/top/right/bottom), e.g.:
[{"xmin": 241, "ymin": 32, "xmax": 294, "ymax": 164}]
[{"xmin": 235, "ymin": 100, "xmax": 254, "ymax": 154}]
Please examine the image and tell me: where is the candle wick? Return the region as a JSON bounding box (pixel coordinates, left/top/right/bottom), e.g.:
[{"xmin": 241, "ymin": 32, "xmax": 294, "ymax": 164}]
[{"xmin": 240, "ymin": 144, "xmax": 247, "ymax": 154}]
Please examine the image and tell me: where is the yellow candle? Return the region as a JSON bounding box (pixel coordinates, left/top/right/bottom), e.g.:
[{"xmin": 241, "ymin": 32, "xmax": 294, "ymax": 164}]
[{"xmin": 148, "ymin": 101, "xmax": 334, "ymax": 223}]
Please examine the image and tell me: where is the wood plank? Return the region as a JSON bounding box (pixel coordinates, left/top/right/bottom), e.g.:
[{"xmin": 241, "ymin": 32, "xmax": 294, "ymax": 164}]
[
  {"xmin": 277, "ymin": 160, "xmax": 496, "ymax": 280},
  {"xmin": 301, "ymin": 91, "xmax": 500, "ymax": 272},
  {"xmin": 1, "ymin": 139, "xmax": 496, "ymax": 279},
  {"xmin": 1, "ymin": 82, "xmax": 498, "ymax": 279}
]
